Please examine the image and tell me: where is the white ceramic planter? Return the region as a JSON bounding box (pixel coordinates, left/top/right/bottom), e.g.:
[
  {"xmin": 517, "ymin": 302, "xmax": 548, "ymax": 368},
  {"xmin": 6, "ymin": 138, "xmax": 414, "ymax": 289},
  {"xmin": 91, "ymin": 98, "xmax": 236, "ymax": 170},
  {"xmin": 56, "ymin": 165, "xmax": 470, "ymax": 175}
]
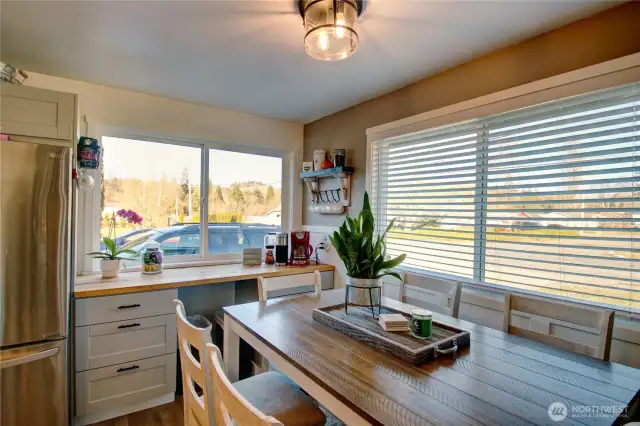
[
  {"xmin": 346, "ymin": 276, "xmax": 381, "ymax": 306},
  {"xmin": 100, "ymin": 259, "xmax": 121, "ymax": 278}
]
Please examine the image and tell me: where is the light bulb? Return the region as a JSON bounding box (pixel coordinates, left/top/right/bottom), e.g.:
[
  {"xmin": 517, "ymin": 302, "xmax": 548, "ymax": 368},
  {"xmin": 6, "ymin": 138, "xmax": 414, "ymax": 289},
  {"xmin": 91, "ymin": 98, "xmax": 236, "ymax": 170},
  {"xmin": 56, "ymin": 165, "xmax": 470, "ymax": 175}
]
[
  {"xmin": 335, "ymin": 12, "xmax": 345, "ymax": 39},
  {"xmin": 317, "ymin": 31, "xmax": 329, "ymax": 51}
]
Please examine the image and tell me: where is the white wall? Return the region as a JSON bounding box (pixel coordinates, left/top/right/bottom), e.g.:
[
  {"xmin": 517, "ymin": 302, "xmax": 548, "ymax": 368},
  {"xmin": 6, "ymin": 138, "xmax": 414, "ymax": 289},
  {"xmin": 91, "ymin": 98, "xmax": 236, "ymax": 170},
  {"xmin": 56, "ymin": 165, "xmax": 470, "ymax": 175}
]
[
  {"xmin": 24, "ymin": 72, "xmax": 304, "ymax": 273},
  {"xmin": 305, "ymin": 225, "xmax": 640, "ymax": 369},
  {"xmin": 24, "ymin": 72, "xmax": 304, "ymax": 229},
  {"xmin": 25, "ymin": 72, "xmax": 303, "ymax": 153}
]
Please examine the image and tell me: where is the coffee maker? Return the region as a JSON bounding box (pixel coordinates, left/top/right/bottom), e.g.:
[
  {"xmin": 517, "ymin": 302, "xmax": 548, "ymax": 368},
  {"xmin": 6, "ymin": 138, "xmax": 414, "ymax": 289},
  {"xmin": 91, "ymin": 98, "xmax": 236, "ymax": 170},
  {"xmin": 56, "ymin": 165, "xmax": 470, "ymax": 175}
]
[{"xmin": 290, "ymin": 230, "xmax": 313, "ymax": 266}]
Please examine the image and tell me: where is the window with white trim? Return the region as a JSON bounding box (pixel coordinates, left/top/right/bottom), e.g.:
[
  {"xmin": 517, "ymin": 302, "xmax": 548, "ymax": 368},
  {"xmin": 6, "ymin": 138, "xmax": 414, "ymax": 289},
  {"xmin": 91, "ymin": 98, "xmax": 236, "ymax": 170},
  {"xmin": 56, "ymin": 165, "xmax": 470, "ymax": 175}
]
[
  {"xmin": 371, "ymin": 83, "xmax": 639, "ymax": 311},
  {"xmin": 91, "ymin": 135, "xmax": 282, "ymax": 269}
]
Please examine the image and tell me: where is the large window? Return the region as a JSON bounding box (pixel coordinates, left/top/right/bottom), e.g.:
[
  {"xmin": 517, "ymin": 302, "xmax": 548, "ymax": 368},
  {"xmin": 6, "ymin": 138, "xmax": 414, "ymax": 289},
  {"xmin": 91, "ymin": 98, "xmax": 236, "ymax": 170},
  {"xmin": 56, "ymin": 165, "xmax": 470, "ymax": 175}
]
[
  {"xmin": 96, "ymin": 136, "xmax": 281, "ymax": 267},
  {"xmin": 371, "ymin": 83, "xmax": 639, "ymax": 311}
]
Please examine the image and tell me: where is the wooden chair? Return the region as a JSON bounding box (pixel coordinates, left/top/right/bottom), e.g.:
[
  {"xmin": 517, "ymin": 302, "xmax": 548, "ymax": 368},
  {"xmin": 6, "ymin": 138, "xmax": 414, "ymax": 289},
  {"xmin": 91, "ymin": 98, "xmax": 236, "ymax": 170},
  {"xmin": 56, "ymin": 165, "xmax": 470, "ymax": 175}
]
[
  {"xmin": 175, "ymin": 300, "xmax": 216, "ymax": 426},
  {"xmin": 175, "ymin": 300, "xmax": 326, "ymax": 426},
  {"xmin": 255, "ymin": 271, "xmax": 322, "ymax": 372},
  {"xmin": 257, "ymin": 271, "xmax": 322, "ymax": 302},
  {"xmin": 401, "ymin": 273, "xmax": 463, "ymax": 318},
  {"xmin": 503, "ymin": 293, "xmax": 615, "ymax": 361},
  {"xmin": 380, "ymin": 270, "xmax": 406, "ymax": 301},
  {"xmin": 206, "ymin": 343, "xmax": 282, "ymax": 426}
]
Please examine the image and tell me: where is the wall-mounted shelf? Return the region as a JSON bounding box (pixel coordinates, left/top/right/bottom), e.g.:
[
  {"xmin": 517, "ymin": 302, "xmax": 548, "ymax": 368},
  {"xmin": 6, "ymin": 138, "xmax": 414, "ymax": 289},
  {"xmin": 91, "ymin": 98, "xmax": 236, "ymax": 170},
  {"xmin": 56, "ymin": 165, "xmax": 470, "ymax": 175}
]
[
  {"xmin": 300, "ymin": 166, "xmax": 354, "ymax": 179},
  {"xmin": 300, "ymin": 166, "xmax": 354, "ymax": 214}
]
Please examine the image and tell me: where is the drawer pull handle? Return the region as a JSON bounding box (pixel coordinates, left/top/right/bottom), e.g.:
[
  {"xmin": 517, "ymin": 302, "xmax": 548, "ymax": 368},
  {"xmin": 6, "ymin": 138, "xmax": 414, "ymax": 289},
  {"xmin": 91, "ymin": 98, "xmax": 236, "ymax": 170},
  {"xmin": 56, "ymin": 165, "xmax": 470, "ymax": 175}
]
[
  {"xmin": 117, "ymin": 323, "xmax": 140, "ymax": 329},
  {"xmin": 117, "ymin": 304, "xmax": 141, "ymax": 309},
  {"xmin": 116, "ymin": 365, "xmax": 139, "ymax": 373}
]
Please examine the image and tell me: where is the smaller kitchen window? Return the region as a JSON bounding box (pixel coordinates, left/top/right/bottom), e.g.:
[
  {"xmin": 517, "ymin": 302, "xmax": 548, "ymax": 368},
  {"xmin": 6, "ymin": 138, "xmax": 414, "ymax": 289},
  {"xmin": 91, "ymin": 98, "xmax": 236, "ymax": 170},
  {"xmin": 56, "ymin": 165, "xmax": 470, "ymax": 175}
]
[{"xmin": 83, "ymin": 134, "xmax": 284, "ymax": 273}]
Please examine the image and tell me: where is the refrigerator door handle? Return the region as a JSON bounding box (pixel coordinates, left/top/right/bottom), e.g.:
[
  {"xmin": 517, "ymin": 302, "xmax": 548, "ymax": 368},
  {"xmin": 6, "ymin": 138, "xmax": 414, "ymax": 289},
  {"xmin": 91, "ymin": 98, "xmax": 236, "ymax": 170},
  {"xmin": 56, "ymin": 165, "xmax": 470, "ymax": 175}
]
[{"xmin": 0, "ymin": 347, "xmax": 59, "ymax": 370}]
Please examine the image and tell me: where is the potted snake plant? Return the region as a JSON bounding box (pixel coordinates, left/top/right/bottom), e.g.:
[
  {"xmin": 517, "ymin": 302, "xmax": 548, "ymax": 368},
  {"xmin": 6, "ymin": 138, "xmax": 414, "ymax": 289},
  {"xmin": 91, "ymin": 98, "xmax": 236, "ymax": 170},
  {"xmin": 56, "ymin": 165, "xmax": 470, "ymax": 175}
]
[{"xmin": 329, "ymin": 192, "xmax": 406, "ymax": 306}]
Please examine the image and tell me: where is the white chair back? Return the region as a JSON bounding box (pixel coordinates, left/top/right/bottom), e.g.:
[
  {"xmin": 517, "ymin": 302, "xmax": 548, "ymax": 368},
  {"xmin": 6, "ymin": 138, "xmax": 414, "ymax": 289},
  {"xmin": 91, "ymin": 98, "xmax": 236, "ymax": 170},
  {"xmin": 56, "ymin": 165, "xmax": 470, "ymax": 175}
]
[
  {"xmin": 257, "ymin": 271, "xmax": 322, "ymax": 302},
  {"xmin": 174, "ymin": 300, "xmax": 215, "ymax": 426},
  {"xmin": 380, "ymin": 271, "xmax": 405, "ymax": 301},
  {"xmin": 206, "ymin": 343, "xmax": 283, "ymax": 426},
  {"xmin": 503, "ymin": 293, "xmax": 614, "ymax": 360},
  {"xmin": 401, "ymin": 273, "xmax": 463, "ymax": 318}
]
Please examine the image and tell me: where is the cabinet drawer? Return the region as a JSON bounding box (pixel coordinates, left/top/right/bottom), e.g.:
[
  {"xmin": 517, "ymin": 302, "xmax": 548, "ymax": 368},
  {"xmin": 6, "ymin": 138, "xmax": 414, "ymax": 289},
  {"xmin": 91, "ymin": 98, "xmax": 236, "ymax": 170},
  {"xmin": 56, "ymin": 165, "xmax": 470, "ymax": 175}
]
[
  {"xmin": 76, "ymin": 314, "xmax": 177, "ymax": 371},
  {"xmin": 89, "ymin": 315, "xmax": 166, "ymax": 337},
  {"xmin": 75, "ymin": 289, "xmax": 177, "ymax": 326},
  {"xmin": 76, "ymin": 353, "xmax": 176, "ymax": 417}
]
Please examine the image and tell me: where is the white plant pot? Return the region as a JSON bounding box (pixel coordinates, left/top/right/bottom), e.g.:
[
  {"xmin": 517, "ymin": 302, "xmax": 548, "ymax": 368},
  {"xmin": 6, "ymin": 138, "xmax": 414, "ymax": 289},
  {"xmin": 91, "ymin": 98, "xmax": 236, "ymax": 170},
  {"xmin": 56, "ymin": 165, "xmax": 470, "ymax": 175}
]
[
  {"xmin": 100, "ymin": 259, "xmax": 121, "ymax": 278},
  {"xmin": 346, "ymin": 276, "xmax": 381, "ymax": 306}
]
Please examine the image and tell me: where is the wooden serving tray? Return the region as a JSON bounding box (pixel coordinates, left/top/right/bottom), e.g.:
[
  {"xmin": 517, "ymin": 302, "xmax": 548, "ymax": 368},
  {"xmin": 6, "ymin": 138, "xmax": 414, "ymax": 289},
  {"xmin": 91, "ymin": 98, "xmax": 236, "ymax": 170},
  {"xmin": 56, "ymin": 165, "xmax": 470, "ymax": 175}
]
[{"xmin": 312, "ymin": 304, "xmax": 470, "ymax": 365}]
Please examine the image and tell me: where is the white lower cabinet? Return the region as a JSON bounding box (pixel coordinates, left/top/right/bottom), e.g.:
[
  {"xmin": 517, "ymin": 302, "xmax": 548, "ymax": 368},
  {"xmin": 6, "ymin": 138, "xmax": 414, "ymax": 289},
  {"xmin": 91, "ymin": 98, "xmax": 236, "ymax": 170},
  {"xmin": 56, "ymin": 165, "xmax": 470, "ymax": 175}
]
[
  {"xmin": 74, "ymin": 290, "xmax": 177, "ymax": 426},
  {"xmin": 76, "ymin": 354, "xmax": 176, "ymax": 417},
  {"xmin": 76, "ymin": 314, "xmax": 176, "ymax": 371}
]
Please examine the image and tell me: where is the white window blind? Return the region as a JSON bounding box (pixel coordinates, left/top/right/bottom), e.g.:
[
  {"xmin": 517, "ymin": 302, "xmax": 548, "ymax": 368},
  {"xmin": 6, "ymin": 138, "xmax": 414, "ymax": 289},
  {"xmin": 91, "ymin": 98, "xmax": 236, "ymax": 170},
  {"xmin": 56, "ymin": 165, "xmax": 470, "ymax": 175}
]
[{"xmin": 371, "ymin": 82, "xmax": 639, "ymax": 311}]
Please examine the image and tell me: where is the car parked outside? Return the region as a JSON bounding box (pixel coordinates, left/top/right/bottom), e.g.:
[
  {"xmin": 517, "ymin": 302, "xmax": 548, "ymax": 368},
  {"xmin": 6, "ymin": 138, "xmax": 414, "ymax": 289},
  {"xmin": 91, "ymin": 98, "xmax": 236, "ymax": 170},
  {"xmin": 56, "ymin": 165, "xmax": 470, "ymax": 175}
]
[
  {"xmin": 99, "ymin": 228, "xmax": 152, "ymax": 250},
  {"xmin": 118, "ymin": 223, "xmax": 279, "ymax": 260}
]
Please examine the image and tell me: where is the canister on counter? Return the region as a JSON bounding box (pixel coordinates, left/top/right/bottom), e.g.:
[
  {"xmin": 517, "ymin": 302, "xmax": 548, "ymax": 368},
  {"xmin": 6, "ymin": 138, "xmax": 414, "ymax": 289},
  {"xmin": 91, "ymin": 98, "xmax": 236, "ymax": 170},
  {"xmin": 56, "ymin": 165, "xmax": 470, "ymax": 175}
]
[{"xmin": 141, "ymin": 241, "xmax": 163, "ymax": 274}]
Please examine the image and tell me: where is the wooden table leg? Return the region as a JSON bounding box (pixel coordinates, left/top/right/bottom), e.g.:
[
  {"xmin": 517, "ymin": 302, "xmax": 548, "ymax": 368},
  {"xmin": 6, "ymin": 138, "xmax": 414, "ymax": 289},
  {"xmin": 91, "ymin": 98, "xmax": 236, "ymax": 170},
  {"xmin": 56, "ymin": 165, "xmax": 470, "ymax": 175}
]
[{"xmin": 223, "ymin": 313, "xmax": 240, "ymax": 383}]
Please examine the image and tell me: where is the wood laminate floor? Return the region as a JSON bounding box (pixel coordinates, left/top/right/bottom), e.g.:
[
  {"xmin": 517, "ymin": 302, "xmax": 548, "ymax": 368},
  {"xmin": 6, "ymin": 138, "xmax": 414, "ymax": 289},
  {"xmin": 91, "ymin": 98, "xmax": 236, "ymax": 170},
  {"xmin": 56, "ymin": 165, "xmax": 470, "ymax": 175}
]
[
  {"xmin": 90, "ymin": 398, "xmax": 184, "ymax": 426},
  {"xmin": 88, "ymin": 396, "xmax": 343, "ymax": 426}
]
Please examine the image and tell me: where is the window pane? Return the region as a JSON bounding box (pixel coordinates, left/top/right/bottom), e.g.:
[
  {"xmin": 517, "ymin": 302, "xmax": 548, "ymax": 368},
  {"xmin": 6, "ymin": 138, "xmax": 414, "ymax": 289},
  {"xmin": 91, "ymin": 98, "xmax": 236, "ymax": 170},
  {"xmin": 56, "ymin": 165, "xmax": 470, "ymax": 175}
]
[
  {"xmin": 100, "ymin": 137, "xmax": 201, "ymax": 262},
  {"xmin": 371, "ymin": 82, "xmax": 639, "ymax": 311},
  {"xmin": 373, "ymin": 124, "xmax": 479, "ymax": 279},
  {"xmin": 207, "ymin": 149, "xmax": 281, "ymax": 254},
  {"xmin": 484, "ymin": 91, "xmax": 640, "ymax": 311}
]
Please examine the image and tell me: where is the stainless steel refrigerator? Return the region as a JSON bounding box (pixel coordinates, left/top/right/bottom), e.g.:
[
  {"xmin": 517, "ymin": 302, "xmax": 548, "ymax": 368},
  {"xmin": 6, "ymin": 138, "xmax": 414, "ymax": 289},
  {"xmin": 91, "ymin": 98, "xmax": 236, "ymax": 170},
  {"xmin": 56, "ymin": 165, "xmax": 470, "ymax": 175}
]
[{"xmin": 0, "ymin": 138, "xmax": 71, "ymax": 426}]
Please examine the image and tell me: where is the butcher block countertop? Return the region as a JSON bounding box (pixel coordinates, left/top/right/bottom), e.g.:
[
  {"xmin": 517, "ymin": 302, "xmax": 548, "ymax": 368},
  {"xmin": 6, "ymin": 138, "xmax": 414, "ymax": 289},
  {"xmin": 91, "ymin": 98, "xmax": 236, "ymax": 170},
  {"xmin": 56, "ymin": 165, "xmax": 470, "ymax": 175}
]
[{"xmin": 74, "ymin": 263, "xmax": 335, "ymax": 298}]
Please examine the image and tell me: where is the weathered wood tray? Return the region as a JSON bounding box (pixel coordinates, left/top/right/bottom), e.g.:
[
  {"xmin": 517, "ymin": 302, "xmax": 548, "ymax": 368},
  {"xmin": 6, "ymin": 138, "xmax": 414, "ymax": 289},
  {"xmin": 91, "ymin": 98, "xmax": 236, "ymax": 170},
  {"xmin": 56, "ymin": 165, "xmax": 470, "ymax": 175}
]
[{"xmin": 312, "ymin": 304, "xmax": 470, "ymax": 366}]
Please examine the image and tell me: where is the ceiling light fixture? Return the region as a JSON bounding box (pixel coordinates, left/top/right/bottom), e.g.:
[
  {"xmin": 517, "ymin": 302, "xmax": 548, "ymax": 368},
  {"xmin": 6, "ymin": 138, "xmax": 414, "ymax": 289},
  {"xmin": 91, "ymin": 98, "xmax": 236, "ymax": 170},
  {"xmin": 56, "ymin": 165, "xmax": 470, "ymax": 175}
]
[{"xmin": 299, "ymin": 0, "xmax": 364, "ymax": 61}]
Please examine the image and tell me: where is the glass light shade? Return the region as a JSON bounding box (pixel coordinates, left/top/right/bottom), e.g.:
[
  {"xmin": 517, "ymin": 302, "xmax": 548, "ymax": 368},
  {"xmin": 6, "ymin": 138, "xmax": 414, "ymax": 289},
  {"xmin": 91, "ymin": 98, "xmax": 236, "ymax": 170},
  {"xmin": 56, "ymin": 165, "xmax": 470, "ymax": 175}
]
[{"xmin": 303, "ymin": 0, "xmax": 359, "ymax": 61}]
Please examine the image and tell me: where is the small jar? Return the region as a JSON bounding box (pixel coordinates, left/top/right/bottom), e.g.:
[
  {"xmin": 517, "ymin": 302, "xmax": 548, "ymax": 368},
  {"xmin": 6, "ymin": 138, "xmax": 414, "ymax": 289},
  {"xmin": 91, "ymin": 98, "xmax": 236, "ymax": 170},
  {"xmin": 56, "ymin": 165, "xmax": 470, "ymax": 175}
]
[
  {"xmin": 141, "ymin": 241, "xmax": 163, "ymax": 274},
  {"xmin": 410, "ymin": 309, "xmax": 433, "ymax": 339}
]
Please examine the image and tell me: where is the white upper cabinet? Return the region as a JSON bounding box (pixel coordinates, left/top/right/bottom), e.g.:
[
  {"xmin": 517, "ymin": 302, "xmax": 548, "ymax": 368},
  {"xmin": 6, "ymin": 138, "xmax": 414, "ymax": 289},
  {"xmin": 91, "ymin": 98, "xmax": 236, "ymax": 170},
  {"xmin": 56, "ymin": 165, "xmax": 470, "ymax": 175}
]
[{"xmin": 0, "ymin": 83, "xmax": 76, "ymax": 142}]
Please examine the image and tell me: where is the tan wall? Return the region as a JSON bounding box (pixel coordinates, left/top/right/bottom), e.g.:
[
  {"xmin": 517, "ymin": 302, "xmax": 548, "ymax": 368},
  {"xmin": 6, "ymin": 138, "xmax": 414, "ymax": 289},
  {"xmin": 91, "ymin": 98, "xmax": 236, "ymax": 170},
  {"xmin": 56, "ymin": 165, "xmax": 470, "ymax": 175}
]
[{"xmin": 302, "ymin": 1, "xmax": 640, "ymax": 226}]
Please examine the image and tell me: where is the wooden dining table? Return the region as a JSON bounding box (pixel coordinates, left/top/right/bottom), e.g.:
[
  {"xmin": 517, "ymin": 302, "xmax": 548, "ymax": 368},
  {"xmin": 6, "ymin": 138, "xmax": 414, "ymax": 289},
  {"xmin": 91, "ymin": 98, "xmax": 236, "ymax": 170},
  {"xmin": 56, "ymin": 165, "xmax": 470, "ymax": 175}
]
[{"xmin": 223, "ymin": 289, "xmax": 640, "ymax": 426}]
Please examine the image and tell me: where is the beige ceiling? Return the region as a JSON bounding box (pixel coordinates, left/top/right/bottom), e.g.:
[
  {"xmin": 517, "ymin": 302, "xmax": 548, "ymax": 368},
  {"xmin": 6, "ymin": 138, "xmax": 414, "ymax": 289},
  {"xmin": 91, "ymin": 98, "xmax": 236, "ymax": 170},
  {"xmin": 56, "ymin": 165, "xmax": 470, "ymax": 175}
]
[{"xmin": 0, "ymin": 0, "xmax": 619, "ymax": 123}]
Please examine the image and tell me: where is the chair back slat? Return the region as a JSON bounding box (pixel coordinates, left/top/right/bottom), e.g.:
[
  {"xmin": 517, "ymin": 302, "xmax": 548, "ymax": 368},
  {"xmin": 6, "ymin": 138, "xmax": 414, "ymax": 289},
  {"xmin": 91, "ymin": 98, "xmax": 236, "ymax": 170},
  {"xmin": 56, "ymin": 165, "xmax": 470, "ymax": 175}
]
[
  {"xmin": 503, "ymin": 293, "xmax": 614, "ymax": 361},
  {"xmin": 206, "ymin": 344, "xmax": 283, "ymax": 426},
  {"xmin": 175, "ymin": 300, "xmax": 215, "ymax": 426},
  {"xmin": 258, "ymin": 271, "xmax": 321, "ymax": 302},
  {"xmin": 380, "ymin": 271, "xmax": 405, "ymax": 301},
  {"xmin": 401, "ymin": 273, "xmax": 463, "ymax": 318}
]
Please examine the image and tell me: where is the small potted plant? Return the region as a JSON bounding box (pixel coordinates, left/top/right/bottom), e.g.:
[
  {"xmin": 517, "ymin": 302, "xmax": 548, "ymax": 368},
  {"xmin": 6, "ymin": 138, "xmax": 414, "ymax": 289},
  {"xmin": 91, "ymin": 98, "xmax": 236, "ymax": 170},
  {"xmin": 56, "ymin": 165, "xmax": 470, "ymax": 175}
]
[
  {"xmin": 88, "ymin": 209, "xmax": 142, "ymax": 278},
  {"xmin": 329, "ymin": 192, "xmax": 406, "ymax": 306}
]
